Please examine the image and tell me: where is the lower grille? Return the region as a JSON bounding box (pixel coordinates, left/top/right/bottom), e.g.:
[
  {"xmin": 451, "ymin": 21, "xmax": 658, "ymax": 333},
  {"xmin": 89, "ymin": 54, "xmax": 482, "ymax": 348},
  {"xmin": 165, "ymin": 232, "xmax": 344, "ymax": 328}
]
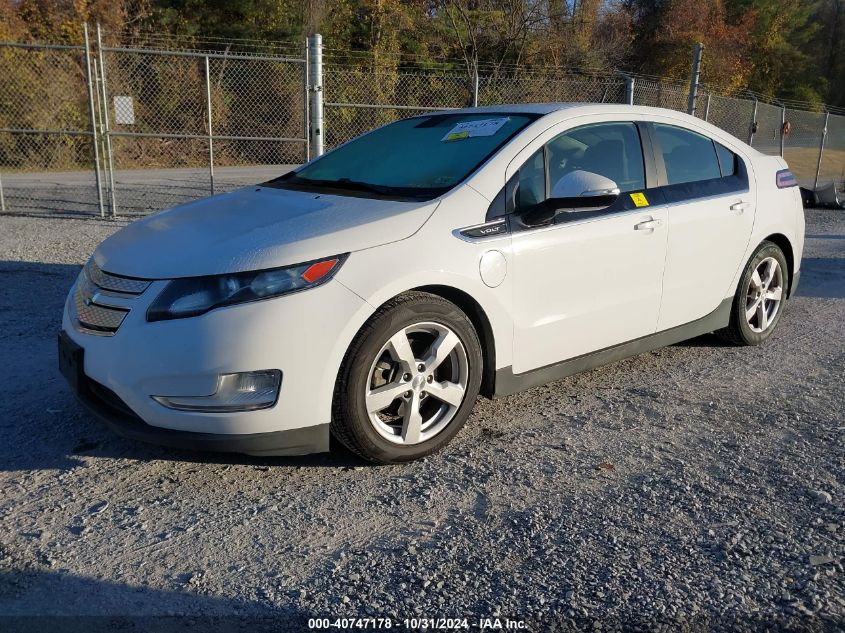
[{"xmin": 87, "ymin": 379, "xmax": 140, "ymax": 420}]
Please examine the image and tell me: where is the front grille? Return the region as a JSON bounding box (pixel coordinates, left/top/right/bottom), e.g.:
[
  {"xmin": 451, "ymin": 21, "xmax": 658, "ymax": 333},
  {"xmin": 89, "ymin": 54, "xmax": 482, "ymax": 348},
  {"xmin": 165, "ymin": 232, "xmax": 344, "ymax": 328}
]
[
  {"xmin": 73, "ymin": 283, "xmax": 129, "ymax": 332},
  {"xmin": 72, "ymin": 262, "xmax": 150, "ymax": 335}
]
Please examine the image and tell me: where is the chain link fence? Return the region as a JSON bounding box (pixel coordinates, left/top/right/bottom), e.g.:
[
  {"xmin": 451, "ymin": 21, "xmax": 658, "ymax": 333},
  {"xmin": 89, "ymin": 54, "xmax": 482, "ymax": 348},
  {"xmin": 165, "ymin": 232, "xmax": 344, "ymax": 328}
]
[
  {"xmin": 632, "ymin": 78, "xmax": 689, "ymax": 112},
  {"xmin": 98, "ymin": 45, "xmax": 307, "ymax": 214},
  {"xmin": 2, "ymin": 28, "xmax": 844, "ymax": 217},
  {"xmin": 0, "ymin": 41, "xmax": 100, "ymax": 215},
  {"xmin": 702, "ymin": 94, "xmax": 755, "ymax": 142},
  {"xmin": 0, "ymin": 29, "xmax": 307, "ymax": 217},
  {"xmin": 323, "ymin": 68, "xmax": 466, "ymax": 148},
  {"xmin": 782, "ymin": 109, "xmax": 827, "ymax": 189},
  {"xmin": 819, "ymin": 114, "xmax": 845, "ymax": 193}
]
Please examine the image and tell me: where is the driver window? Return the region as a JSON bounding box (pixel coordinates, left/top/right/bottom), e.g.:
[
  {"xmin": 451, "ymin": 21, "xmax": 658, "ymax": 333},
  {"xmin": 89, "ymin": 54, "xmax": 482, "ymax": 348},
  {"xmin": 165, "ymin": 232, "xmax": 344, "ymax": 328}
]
[{"xmin": 547, "ymin": 122, "xmax": 645, "ymax": 194}]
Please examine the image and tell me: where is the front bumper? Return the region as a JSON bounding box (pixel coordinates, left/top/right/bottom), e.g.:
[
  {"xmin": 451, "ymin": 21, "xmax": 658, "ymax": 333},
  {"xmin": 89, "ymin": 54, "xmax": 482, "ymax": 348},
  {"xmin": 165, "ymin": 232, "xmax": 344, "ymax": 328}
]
[
  {"xmin": 72, "ymin": 369, "xmax": 329, "ymax": 456},
  {"xmin": 61, "ymin": 273, "xmax": 372, "ymax": 455}
]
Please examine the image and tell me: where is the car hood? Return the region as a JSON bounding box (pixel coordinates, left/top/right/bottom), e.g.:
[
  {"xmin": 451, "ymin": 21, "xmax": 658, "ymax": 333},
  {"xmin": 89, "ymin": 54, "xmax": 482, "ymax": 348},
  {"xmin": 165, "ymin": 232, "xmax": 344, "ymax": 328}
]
[{"xmin": 94, "ymin": 186, "xmax": 438, "ymax": 279}]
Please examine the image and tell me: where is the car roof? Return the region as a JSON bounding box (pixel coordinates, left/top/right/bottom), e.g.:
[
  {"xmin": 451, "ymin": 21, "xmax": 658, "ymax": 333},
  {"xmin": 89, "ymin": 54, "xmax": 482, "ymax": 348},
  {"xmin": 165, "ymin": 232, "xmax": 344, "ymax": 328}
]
[
  {"xmin": 443, "ymin": 102, "xmax": 690, "ymax": 118},
  {"xmin": 445, "ymin": 102, "xmax": 757, "ymax": 154}
]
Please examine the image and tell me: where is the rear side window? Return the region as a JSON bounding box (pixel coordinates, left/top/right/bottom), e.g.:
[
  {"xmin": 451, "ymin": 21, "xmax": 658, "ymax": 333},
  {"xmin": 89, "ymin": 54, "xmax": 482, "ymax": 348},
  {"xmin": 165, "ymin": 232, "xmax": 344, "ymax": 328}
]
[{"xmin": 654, "ymin": 124, "xmax": 721, "ymax": 185}]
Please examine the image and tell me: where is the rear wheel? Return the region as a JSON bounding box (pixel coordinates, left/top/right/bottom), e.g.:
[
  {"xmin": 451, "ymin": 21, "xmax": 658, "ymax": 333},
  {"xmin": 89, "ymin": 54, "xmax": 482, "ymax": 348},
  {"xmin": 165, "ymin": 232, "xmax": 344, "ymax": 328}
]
[
  {"xmin": 332, "ymin": 292, "xmax": 482, "ymax": 464},
  {"xmin": 717, "ymin": 241, "xmax": 789, "ymax": 345}
]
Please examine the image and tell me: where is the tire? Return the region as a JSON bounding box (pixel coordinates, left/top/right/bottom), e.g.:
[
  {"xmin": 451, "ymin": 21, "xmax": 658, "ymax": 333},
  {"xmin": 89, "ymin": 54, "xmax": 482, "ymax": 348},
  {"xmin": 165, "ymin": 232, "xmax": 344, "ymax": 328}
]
[
  {"xmin": 332, "ymin": 292, "xmax": 483, "ymax": 464},
  {"xmin": 716, "ymin": 241, "xmax": 790, "ymax": 346}
]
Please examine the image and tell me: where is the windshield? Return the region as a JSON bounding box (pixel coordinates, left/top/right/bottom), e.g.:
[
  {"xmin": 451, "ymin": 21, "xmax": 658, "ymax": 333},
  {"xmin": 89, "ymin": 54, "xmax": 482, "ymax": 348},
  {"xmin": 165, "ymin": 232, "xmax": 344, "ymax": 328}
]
[{"xmin": 269, "ymin": 112, "xmax": 538, "ymax": 200}]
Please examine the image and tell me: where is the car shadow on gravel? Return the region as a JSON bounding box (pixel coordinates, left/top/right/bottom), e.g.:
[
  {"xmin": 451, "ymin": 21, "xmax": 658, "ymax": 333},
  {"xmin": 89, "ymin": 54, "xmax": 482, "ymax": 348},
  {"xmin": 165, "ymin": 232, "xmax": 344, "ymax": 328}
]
[
  {"xmin": 0, "ymin": 568, "xmax": 307, "ymax": 631},
  {"xmin": 671, "ymin": 333, "xmax": 731, "ymax": 349},
  {"xmin": 73, "ymin": 435, "xmax": 368, "ymax": 469}
]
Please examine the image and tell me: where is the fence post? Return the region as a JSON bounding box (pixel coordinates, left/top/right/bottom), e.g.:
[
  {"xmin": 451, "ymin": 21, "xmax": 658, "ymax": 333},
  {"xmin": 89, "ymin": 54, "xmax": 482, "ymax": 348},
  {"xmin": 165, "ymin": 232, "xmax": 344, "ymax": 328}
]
[
  {"xmin": 0, "ymin": 170, "xmax": 5, "ymax": 212},
  {"xmin": 307, "ymin": 34, "xmax": 324, "ymax": 157},
  {"xmin": 703, "ymin": 93, "xmax": 711, "ymax": 122},
  {"xmin": 813, "ymin": 110, "xmax": 830, "ymax": 191},
  {"xmin": 204, "ymin": 56, "xmax": 215, "ymax": 195},
  {"xmin": 780, "ymin": 104, "xmax": 786, "ymax": 158},
  {"xmin": 83, "ymin": 24, "xmax": 105, "ymax": 218},
  {"xmin": 304, "ymin": 37, "xmax": 310, "ymax": 162},
  {"xmin": 96, "ymin": 24, "xmax": 118, "ymax": 216},
  {"xmin": 625, "ymin": 75, "xmax": 635, "ymax": 105},
  {"xmin": 472, "ymin": 61, "xmax": 479, "ymax": 107},
  {"xmin": 687, "ymin": 42, "xmax": 704, "ymax": 116},
  {"xmin": 748, "ymin": 97, "xmax": 758, "ymax": 145}
]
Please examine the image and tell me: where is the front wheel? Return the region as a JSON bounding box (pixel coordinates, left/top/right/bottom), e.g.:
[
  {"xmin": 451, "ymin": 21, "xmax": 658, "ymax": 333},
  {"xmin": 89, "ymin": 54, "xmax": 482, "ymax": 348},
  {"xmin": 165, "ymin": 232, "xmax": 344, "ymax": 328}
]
[
  {"xmin": 332, "ymin": 292, "xmax": 483, "ymax": 464},
  {"xmin": 717, "ymin": 241, "xmax": 789, "ymax": 346}
]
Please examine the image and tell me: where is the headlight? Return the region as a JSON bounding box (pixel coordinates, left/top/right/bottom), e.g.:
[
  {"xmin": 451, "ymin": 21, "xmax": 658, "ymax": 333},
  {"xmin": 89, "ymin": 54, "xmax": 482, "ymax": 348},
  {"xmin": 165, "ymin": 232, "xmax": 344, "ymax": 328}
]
[{"xmin": 147, "ymin": 254, "xmax": 347, "ymax": 322}]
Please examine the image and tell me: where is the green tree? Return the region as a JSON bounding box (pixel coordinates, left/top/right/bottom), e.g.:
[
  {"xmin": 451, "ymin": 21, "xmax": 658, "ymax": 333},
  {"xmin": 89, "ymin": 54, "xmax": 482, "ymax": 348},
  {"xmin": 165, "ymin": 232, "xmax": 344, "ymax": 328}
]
[{"xmin": 731, "ymin": 0, "xmax": 822, "ymax": 103}]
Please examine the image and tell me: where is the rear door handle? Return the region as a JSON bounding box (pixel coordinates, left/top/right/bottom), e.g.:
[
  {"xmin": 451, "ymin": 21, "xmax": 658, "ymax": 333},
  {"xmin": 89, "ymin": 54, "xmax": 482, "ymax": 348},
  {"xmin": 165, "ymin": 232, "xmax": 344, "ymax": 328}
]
[
  {"xmin": 730, "ymin": 201, "xmax": 752, "ymax": 212},
  {"xmin": 634, "ymin": 218, "xmax": 663, "ymax": 231}
]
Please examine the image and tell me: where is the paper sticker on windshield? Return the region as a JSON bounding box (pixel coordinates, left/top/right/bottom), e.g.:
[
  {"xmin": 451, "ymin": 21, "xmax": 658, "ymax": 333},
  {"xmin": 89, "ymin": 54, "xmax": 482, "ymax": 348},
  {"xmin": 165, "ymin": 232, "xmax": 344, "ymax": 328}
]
[
  {"xmin": 630, "ymin": 192, "xmax": 649, "ymax": 207},
  {"xmin": 442, "ymin": 117, "xmax": 509, "ymax": 141}
]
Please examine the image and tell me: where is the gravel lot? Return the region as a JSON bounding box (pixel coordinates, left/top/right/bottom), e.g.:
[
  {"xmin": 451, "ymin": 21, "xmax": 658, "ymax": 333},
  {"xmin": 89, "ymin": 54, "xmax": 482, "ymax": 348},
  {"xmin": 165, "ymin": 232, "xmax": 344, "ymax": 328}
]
[{"xmin": 0, "ymin": 208, "xmax": 843, "ymax": 632}]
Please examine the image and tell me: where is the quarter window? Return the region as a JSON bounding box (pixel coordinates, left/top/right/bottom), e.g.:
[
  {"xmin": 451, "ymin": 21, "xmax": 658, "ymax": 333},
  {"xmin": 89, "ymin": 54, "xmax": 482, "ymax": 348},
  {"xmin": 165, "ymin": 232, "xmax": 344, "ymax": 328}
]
[
  {"xmin": 715, "ymin": 142, "xmax": 737, "ymax": 177},
  {"xmin": 654, "ymin": 124, "xmax": 721, "ymax": 185},
  {"xmin": 517, "ymin": 148, "xmax": 546, "ymax": 209}
]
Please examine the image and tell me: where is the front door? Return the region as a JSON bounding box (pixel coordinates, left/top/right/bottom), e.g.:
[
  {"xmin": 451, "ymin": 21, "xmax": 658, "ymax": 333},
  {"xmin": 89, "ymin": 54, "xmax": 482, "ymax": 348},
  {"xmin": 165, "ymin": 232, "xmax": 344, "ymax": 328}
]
[
  {"xmin": 510, "ymin": 208, "xmax": 668, "ymax": 374},
  {"xmin": 507, "ymin": 121, "xmax": 668, "ymax": 375}
]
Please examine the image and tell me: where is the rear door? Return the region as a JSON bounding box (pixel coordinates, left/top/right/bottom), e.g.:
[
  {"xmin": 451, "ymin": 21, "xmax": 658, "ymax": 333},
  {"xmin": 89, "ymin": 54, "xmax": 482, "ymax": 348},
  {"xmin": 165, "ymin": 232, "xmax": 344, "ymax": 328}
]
[{"xmin": 647, "ymin": 123, "xmax": 756, "ymax": 331}]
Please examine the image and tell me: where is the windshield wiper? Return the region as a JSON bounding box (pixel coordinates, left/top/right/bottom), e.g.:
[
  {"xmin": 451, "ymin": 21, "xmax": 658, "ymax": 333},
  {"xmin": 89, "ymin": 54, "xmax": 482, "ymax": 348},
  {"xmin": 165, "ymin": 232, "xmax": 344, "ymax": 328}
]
[
  {"xmin": 268, "ymin": 173, "xmax": 447, "ymax": 200},
  {"xmin": 334, "ymin": 178, "xmax": 394, "ymax": 195},
  {"xmin": 286, "ymin": 175, "xmax": 392, "ymax": 195}
]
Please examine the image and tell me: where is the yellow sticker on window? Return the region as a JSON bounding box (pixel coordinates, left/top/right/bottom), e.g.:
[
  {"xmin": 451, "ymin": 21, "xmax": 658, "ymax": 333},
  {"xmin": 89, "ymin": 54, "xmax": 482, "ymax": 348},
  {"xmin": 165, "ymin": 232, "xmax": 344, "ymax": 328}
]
[
  {"xmin": 630, "ymin": 192, "xmax": 649, "ymax": 207},
  {"xmin": 445, "ymin": 131, "xmax": 470, "ymax": 142}
]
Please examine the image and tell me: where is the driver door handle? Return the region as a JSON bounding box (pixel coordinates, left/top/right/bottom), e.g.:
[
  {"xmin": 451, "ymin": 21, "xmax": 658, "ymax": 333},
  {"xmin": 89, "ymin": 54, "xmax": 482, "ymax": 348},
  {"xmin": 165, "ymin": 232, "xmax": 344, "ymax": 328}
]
[
  {"xmin": 634, "ymin": 218, "xmax": 663, "ymax": 231},
  {"xmin": 730, "ymin": 201, "xmax": 752, "ymax": 213}
]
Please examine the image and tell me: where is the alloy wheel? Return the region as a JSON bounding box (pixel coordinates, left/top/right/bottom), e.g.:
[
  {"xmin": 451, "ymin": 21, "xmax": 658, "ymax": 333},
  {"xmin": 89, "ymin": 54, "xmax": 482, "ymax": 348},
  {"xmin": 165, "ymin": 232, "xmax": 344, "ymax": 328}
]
[
  {"xmin": 745, "ymin": 257, "xmax": 784, "ymax": 333},
  {"xmin": 365, "ymin": 321, "xmax": 469, "ymax": 445}
]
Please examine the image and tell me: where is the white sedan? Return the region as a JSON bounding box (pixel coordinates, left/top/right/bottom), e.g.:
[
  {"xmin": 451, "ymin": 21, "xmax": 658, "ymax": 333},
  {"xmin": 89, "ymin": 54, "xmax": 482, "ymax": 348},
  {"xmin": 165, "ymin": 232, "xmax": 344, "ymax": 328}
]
[{"xmin": 59, "ymin": 104, "xmax": 805, "ymax": 463}]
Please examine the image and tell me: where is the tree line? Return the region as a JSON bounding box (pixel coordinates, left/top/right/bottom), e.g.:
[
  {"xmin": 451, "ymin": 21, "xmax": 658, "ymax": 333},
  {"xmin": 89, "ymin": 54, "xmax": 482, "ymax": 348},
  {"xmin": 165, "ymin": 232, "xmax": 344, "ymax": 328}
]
[{"xmin": 2, "ymin": 1, "xmax": 844, "ymax": 107}]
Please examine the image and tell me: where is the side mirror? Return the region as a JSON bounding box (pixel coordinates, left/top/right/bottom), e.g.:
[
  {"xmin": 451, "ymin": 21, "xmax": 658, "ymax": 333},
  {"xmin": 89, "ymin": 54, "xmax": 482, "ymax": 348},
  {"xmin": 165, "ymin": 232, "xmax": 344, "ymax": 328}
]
[
  {"xmin": 549, "ymin": 170, "xmax": 620, "ymax": 200},
  {"xmin": 520, "ymin": 170, "xmax": 620, "ymax": 226}
]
